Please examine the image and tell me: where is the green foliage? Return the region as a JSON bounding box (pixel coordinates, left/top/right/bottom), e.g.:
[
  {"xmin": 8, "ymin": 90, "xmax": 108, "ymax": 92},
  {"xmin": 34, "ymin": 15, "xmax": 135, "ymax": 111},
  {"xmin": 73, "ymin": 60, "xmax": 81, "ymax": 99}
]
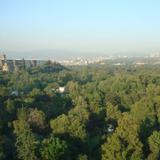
[
  {"xmin": 1, "ymin": 64, "xmax": 160, "ymax": 159},
  {"xmin": 13, "ymin": 108, "xmax": 38, "ymax": 160},
  {"xmin": 50, "ymin": 105, "xmax": 90, "ymax": 141},
  {"xmin": 28, "ymin": 108, "xmax": 46, "ymax": 132},
  {"xmin": 0, "ymin": 135, "xmax": 5, "ymax": 160},
  {"xmin": 147, "ymin": 131, "xmax": 160, "ymax": 160},
  {"xmin": 77, "ymin": 154, "xmax": 88, "ymax": 160},
  {"xmin": 40, "ymin": 134, "xmax": 69, "ymax": 160},
  {"xmin": 101, "ymin": 113, "xmax": 144, "ymax": 160}
]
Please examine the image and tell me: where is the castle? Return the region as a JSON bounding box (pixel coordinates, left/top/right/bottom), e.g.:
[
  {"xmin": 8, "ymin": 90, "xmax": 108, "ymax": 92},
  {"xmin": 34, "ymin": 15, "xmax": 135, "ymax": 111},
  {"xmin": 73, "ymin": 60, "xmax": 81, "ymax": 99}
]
[{"xmin": 0, "ymin": 54, "xmax": 38, "ymax": 72}]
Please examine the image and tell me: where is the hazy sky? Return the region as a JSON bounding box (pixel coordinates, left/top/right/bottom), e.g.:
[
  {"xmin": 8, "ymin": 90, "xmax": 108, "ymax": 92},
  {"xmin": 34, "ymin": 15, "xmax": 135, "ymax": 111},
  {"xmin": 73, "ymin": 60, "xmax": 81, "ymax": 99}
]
[{"xmin": 0, "ymin": 0, "xmax": 160, "ymax": 58}]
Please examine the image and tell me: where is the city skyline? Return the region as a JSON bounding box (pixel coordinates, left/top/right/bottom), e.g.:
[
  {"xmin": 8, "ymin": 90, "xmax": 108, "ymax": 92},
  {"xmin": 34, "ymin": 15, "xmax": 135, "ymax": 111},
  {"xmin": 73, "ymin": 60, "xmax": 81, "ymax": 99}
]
[{"xmin": 1, "ymin": 0, "xmax": 160, "ymax": 58}]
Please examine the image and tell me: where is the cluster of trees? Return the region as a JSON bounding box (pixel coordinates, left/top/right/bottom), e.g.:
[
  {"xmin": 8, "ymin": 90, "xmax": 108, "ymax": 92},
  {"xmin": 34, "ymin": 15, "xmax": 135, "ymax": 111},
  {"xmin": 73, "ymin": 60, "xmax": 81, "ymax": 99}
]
[{"xmin": 1, "ymin": 62, "xmax": 160, "ymax": 159}]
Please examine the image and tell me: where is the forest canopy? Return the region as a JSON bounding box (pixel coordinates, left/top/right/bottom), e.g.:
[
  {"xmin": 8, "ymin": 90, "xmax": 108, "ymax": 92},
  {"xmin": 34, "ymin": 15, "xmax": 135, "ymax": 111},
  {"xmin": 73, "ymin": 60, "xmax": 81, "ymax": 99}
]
[{"xmin": 1, "ymin": 63, "xmax": 160, "ymax": 160}]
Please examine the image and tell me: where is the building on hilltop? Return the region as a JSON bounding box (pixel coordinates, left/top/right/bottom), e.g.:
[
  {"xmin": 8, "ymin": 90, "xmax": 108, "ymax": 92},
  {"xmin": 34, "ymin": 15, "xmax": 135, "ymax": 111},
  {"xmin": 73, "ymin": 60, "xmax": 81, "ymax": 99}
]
[
  {"xmin": 0, "ymin": 54, "xmax": 52, "ymax": 72},
  {"xmin": 2, "ymin": 60, "xmax": 14, "ymax": 72},
  {"xmin": 0, "ymin": 54, "xmax": 6, "ymax": 60},
  {"xmin": 2, "ymin": 63, "xmax": 9, "ymax": 72},
  {"xmin": 0, "ymin": 54, "xmax": 39, "ymax": 71},
  {"xmin": 0, "ymin": 54, "xmax": 6, "ymax": 70}
]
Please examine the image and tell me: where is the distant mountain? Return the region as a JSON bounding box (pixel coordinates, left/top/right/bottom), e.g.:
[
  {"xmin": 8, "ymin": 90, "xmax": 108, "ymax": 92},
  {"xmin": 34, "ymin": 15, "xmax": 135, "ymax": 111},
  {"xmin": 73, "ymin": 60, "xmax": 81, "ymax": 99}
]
[
  {"xmin": 6, "ymin": 50, "xmax": 91, "ymax": 60},
  {"xmin": 6, "ymin": 49, "xmax": 148, "ymax": 60}
]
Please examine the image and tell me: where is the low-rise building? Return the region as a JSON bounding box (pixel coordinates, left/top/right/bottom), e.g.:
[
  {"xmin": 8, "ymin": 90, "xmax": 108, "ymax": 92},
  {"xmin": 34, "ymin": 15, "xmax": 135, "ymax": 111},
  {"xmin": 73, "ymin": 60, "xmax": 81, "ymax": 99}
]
[{"xmin": 57, "ymin": 87, "xmax": 65, "ymax": 93}]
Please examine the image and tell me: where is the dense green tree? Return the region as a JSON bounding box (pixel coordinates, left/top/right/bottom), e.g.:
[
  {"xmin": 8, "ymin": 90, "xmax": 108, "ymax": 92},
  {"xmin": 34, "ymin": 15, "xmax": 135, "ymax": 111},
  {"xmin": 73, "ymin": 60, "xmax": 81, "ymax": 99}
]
[
  {"xmin": 147, "ymin": 131, "xmax": 160, "ymax": 160},
  {"xmin": 4, "ymin": 99, "xmax": 15, "ymax": 114},
  {"xmin": 77, "ymin": 154, "xmax": 88, "ymax": 160},
  {"xmin": 40, "ymin": 134, "xmax": 69, "ymax": 160},
  {"xmin": 1, "ymin": 61, "xmax": 160, "ymax": 159},
  {"xmin": 102, "ymin": 113, "xmax": 144, "ymax": 160},
  {"xmin": 0, "ymin": 135, "xmax": 5, "ymax": 160},
  {"xmin": 13, "ymin": 108, "xmax": 38, "ymax": 160},
  {"xmin": 28, "ymin": 108, "xmax": 46, "ymax": 132},
  {"xmin": 50, "ymin": 105, "xmax": 90, "ymax": 141}
]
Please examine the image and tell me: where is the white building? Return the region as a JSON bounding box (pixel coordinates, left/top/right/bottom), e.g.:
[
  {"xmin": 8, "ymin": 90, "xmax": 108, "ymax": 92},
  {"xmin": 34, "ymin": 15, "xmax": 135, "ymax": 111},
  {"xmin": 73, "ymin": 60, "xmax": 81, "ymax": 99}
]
[{"xmin": 58, "ymin": 87, "xmax": 65, "ymax": 93}]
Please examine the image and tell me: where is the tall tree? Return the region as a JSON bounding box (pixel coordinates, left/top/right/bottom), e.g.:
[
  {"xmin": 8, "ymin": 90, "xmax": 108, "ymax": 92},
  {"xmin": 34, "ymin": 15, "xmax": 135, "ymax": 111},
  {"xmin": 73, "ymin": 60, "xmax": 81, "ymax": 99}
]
[
  {"xmin": 13, "ymin": 108, "xmax": 38, "ymax": 160},
  {"xmin": 40, "ymin": 134, "xmax": 69, "ymax": 160}
]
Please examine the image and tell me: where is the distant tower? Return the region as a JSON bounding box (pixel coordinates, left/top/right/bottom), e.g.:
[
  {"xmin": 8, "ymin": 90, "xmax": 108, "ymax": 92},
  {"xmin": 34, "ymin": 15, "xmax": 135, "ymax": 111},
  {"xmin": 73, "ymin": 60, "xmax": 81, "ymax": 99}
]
[
  {"xmin": 2, "ymin": 62, "xmax": 9, "ymax": 72},
  {"xmin": 0, "ymin": 54, "xmax": 6, "ymax": 61},
  {"xmin": 31, "ymin": 60, "xmax": 37, "ymax": 67},
  {"xmin": 13, "ymin": 60, "xmax": 18, "ymax": 71},
  {"xmin": 0, "ymin": 54, "xmax": 6, "ymax": 70},
  {"xmin": 22, "ymin": 58, "xmax": 26, "ymax": 69}
]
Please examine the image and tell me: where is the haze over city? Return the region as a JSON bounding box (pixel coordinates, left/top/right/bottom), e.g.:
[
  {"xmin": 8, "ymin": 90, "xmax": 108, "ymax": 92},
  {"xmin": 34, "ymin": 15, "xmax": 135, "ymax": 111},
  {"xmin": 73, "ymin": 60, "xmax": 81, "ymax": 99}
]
[{"xmin": 1, "ymin": 0, "xmax": 160, "ymax": 59}]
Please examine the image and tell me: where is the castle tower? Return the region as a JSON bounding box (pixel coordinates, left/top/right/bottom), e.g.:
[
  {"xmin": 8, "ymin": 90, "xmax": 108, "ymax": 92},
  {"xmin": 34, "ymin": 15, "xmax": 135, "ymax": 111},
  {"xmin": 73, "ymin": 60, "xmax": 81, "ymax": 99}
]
[
  {"xmin": 0, "ymin": 54, "xmax": 6, "ymax": 70},
  {"xmin": 0, "ymin": 54, "xmax": 6, "ymax": 60},
  {"xmin": 2, "ymin": 62, "xmax": 9, "ymax": 72}
]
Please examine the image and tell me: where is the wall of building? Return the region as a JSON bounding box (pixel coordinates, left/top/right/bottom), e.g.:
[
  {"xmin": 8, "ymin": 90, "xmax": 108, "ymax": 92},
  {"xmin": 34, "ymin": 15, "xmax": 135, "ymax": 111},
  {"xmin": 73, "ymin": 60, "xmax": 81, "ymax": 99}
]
[{"xmin": 0, "ymin": 54, "xmax": 39, "ymax": 72}]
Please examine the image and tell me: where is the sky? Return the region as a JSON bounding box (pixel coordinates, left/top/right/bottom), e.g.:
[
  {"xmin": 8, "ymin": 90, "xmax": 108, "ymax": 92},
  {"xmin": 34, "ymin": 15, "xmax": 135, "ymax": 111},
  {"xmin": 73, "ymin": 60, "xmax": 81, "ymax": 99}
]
[{"xmin": 0, "ymin": 0, "xmax": 160, "ymax": 59}]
